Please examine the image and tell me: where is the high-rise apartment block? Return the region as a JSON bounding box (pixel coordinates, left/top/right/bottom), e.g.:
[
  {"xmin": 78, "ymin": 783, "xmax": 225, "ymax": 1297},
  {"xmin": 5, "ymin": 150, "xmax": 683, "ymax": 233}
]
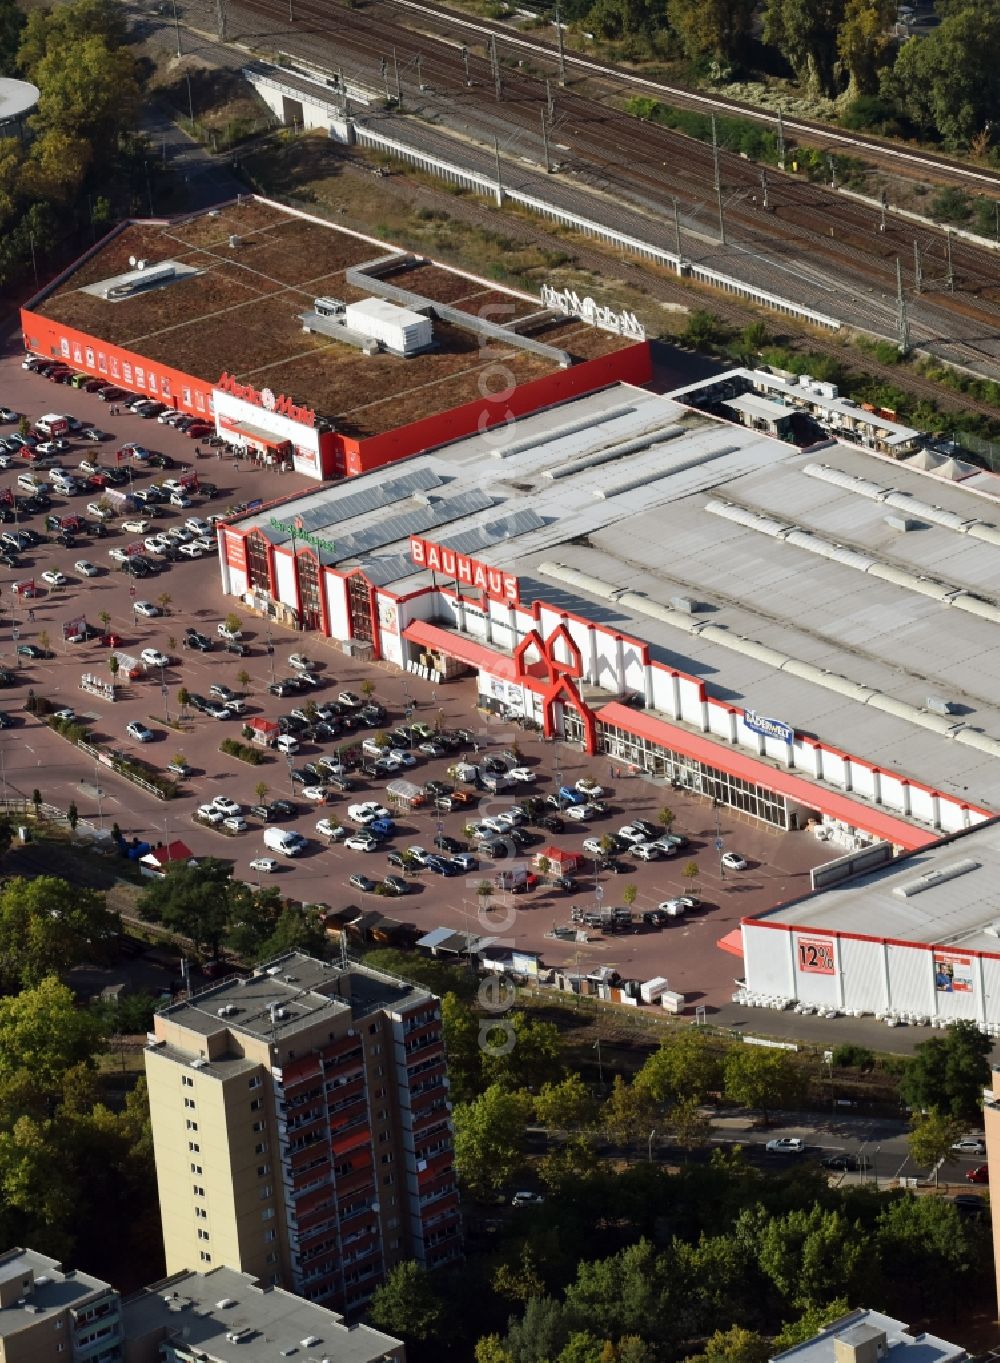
[
  {"xmin": 144, "ymin": 953, "xmax": 461, "ymax": 1313},
  {"xmin": 0, "ymin": 1248, "xmax": 122, "ymax": 1363}
]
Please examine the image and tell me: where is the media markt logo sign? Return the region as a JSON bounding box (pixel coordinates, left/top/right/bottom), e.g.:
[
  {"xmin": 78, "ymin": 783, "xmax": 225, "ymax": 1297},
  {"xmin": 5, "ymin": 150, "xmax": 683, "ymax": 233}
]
[
  {"xmin": 269, "ymin": 517, "xmax": 336, "ymax": 556},
  {"xmin": 261, "ymin": 387, "xmax": 277, "ymax": 412},
  {"xmin": 540, "ymin": 283, "xmax": 645, "ymax": 341}
]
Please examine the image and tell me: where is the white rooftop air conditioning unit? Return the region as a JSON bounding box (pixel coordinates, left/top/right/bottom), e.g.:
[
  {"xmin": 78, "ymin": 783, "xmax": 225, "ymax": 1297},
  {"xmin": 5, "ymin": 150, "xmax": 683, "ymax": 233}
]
[{"xmin": 215, "ymin": 1298, "xmax": 238, "ymax": 1309}]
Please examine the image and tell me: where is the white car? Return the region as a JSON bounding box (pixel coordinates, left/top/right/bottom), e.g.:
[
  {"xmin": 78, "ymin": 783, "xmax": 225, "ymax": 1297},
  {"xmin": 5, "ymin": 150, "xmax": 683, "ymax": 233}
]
[
  {"xmin": 345, "ymin": 833, "xmax": 379, "ymax": 853},
  {"xmin": 74, "ymin": 559, "xmax": 99, "ymax": 577},
  {"xmin": 492, "ymin": 810, "xmax": 524, "ymax": 829},
  {"xmin": 169, "ymin": 491, "xmax": 191, "ymax": 507},
  {"xmin": 657, "ymin": 899, "xmax": 688, "ymax": 916},
  {"xmin": 348, "ymin": 802, "xmax": 390, "ymax": 824},
  {"xmin": 419, "ymin": 740, "xmax": 445, "ymax": 757},
  {"xmin": 196, "ymin": 803, "xmax": 224, "ymax": 824},
  {"xmin": 125, "ymin": 721, "xmax": 153, "ymax": 742},
  {"xmin": 722, "ymin": 851, "xmax": 748, "ymax": 870},
  {"xmin": 224, "ymin": 815, "xmax": 247, "ymax": 833},
  {"xmin": 249, "ymin": 857, "xmax": 278, "ymax": 873},
  {"xmin": 508, "ymin": 766, "xmax": 534, "ymax": 783},
  {"xmin": 465, "ymin": 821, "xmax": 495, "ymax": 840},
  {"xmin": 634, "ymin": 843, "xmax": 662, "ymax": 862},
  {"xmin": 160, "ymin": 478, "xmax": 184, "ymax": 493},
  {"xmin": 316, "ymin": 818, "xmax": 346, "ymax": 840},
  {"xmin": 765, "ymin": 1138, "xmax": 805, "ymax": 1155},
  {"xmin": 179, "ymin": 543, "xmax": 204, "ymax": 559},
  {"xmin": 87, "ymin": 502, "xmax": 113, "ymax": 520},
  {"xmin": 951, "ymin": 1138, "xmax": 987, "ymax": 1156},
  {"xmin": 140, "ymin": 648, "xmax": 170, "ymax": 668},
  {"xmin": 583, "ymin": 838, "xmax": 609, "ymax": 857},
  {"xmin": 318, "ymin": 759, "xmax": 346, "ymax": 777},
  {"xmin": 37, "ymin": 440, "xmax": 66, "ymax": 456},
  {"xmin": 618, "ymin": 824, "xmax": 649, "ymax": 844},
  {"xmin": 217, "ymin": 622, "xmax": 242, "ymax": 641},
  {"xmin": 108, "ymin": 547, "xmax": 130, "ymax": 563},
  {"xmin": 211, "ymin": 795, "xmax": 241, "ymax": 816},
  {"xmin": 81, "ymin": 428, "xmax": 106, "ymax": 443},
  {"xmin": 41, "ymin": 570, "xmax": 65, "ymax": 587},
  {"xmin": 145, "ymin": 534, "xmax": 170, "ymax": 554},
  {"xmin": 288, "ymin": 652, "xmax": 310, "ymax": 671},
  {"xmin": 301, "ymin": 785, "xmax": 330, "ymax": 802},
  {"xmin": 388, "ymin": 748, "xmax": 416, "ymax": 767},
  {"xmin": 186, "ymin": 517, "xmax": 210, "ymax": 536},
  {"xmin": 78, "ymin": 459, "xmax": 98, "ymax": 474},
  {"xmin": 564, "ymin": 804, "xmax": 591, "ymax": 822},
  {"xmin": 575, "ymin": 778, "xmax": 605, "ymax": 797},
  {"xmin": 133, "ymin": 600, "xmax": 160, "ymax": 618},
  {"xmin": 53, "ymin": 707, "xmax": 76, "ymax": 722},
  {"xmin": 167, "ymin": 526, "xmax": 193, "ymax": 542}
]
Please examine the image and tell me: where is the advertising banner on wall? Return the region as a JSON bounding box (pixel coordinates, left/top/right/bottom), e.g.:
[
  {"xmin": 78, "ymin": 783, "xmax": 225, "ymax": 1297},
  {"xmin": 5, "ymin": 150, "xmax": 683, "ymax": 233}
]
[
  {"xmin": 795, "ymin": 933, "xmax": 836, "ymax": 975},
  {"xmin": 934, "ymin": 950, "xmax": 974, "ymax": 993}
]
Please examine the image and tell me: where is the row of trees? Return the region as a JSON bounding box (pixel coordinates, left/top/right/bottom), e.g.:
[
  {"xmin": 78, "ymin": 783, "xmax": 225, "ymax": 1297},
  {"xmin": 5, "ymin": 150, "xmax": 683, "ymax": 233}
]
[
  {"xmin": 0, "ymin": 0, "xmax": 142, "ymax": 288},
  {"xmin": 563, "ymin": 0, "xmax": 997, "ymax": 150}
]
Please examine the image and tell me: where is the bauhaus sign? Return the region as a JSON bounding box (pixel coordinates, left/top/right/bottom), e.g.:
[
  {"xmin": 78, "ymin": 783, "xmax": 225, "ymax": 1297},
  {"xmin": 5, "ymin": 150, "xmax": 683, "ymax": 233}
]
[{"xmin": 409, "ymin": 536, "xmax": 520, "ymax": 605}]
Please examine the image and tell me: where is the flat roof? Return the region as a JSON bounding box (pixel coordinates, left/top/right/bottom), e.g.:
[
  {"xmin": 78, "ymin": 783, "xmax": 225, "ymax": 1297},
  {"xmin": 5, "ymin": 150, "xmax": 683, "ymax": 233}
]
[
  {"xmin": 122, "ymin": 1264, "xmax": 401, "ymax": 1363},
  {"xmin": 0, "ymin": 78, "xmax": 39, "ymax": 122},
  {"xmin": 754, "ymin": 819, "xmax": 1000, "ymax": 952},
  {"xmin": 28, "ymin": 199, "xmax": 629, "ymax": 436},
  {"xmin": 236, "ymin": 378, "xmax": 1000, "ymax": 814},
  {"xmin": 0, "ymin": 1249, "xmax": 112, "ymax": 1339},
  {"xmin": 725, "ymin": 393, "xmax": 791, "ymax": 422},
  {"xmin": 153, "ymin": 951, "xmax": 430, "ymax": 1049},
  {"xmin": 772, "ymin": 1309, "xmax": 964, "ymax": 1363}
]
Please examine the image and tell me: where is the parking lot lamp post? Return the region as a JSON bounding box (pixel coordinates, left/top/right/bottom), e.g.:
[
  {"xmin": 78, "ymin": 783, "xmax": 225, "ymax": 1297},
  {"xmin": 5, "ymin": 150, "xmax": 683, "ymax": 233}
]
[
  {"xmin": 93, "ymin": 759, "xmax": 103, "ymax": 830},
  {"xmin": 286, "ymin": 752, "xmax": 294, "ymax": 797},
  {"xmin": 266, "ymin": 621, "xmax": 275, "ymax": 685},
  {"xmin": 160, "ymin": 664, "xmax": 169, "ymax": 722}
]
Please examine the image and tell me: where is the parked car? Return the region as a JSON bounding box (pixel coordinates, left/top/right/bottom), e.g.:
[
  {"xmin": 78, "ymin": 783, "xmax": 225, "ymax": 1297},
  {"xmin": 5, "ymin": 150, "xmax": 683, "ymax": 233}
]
[
  {"xmin": 765, "ymin": 1138, "xmax": 805, "ymax": 1154},
  {"xmin": 126, "ymin": 721, "xmax": 154, "ymax": 743},
  {"xmin": 721, "ymin": 851, "xmax": 748, "ymax": 870},
  {"xmin": 249, "ymin": 857, "xmax": 278, "ymax": 873}
]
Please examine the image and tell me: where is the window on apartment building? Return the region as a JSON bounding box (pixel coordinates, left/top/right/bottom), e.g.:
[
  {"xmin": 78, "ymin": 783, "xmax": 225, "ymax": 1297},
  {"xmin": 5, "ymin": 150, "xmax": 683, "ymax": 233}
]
[
  {"xmin": 252, "ymin": 1121, "xmax": 264, "ymax": 1133},
  {"xmin": 250, "ymin": 1099, "xmax": 262, "ymax": 1112},
  {"xmin": 182, "ymin": 1076, "xmax": 193, "ymax": 1087},
  {"xmin": 197, "ymin": 1229, "xmax": 210, "ymax": 1241},
  {"xmin": 264, "ymin": 1229, "xmax": 277, "ymax": 1243},
  {"xmin": 257, "ymin": 1164, "xmax": 270, "ymax": 1177},
  {"xmin": 379, "ymin": 1131, "xmax": 390, "ymax": 1143},
  {"xmin": 265, "ymin": 1252, "xmax": 278, "ymax": 1265},
  {"xmin": 260, "ymin": 1185, "xmax": 273, "ymax": 1200},
  {"xmin": 184, "ymin": 1098, "xmax": 196, "ymax": 1109},
  {"xmin": 376, "ymin": 1088, "xmax": 387, "ymax": 1098},
  {"xmin": 199, "ymin": 1252, "xmax": 212, "ymax": 1263},
  {"xmin": 190, "ymin": 1164, "xmax": 202, "ymax": 1175},
  {"xmin": 372, "ymin": 1045, "xmax": 382, "ymax": 1055},
  {"xmin": 255, "ymin": 1143, "xmax": 267, "ymax": 1155},
  {"xmin": 249, "ymin": 1076, "xmax": 262, "ymax": 1089},
  {"xmin": 378, "ymin": 1109, "xmax": 388, "ymax": 1121},
  {"xmin": 389, "ymin": 1239, "xmax": 401, "ymax": 1251},
  {"xmin": 383, "ymin": 1173, "xmax": 395, "ymax": 1186},
  {"xmin": 196, "ymin": 1209, "xmax": 207, "ymax": 1220},
  {"xmin": 193, "ymin": 1185, "xmax": 205, "ymax": 1197},
  {"xmin": 186, "ymin": 1120, "xmax": 198, "ymax": 1131},
  {"xmin": 369, "ymin": 1023, "xmax": 378, "ymax": 1034},
  {"xmin": 380, "ymin": 1153, "xmax": 394, "ymax": 1165},
  {"xmin": 188, "ymin": 1142, "xmax": 200, "ymax": 1153},
  {"xmin": 375, "ymin": 1066, "xmax": 384, "ymax": 1077},
  {"xmin": 262, "ymin": 1207, "xmax": 275, "ymax": 1222},
  {"xmin": 388, "ymin": 1216, "xmax": 399, "ymax": 1229}
]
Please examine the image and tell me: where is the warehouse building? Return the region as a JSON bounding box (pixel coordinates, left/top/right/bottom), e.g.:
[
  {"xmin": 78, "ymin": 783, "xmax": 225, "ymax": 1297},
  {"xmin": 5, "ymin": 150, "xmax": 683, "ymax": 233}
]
[
  {"xmin": 19, "ymin": 197, "xmax": 649, "ymax": 481},
  {"xmin": 740, "ymin": 819, "xmax": 1000, "ymax": 1028},
  {"xmin": 217, "ymin": 381, "xmax": 1000, "ymax": 851}
]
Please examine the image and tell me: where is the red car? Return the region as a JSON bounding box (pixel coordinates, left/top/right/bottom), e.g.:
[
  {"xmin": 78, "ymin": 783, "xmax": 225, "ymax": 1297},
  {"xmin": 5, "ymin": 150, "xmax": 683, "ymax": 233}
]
[
  {"xmin": 966, "ymin": 1164, "xmax": 989, "ymax": 1184},
  {"xmin": 185, "ymin": 423, "xmax": 211, "ymax": 438}
]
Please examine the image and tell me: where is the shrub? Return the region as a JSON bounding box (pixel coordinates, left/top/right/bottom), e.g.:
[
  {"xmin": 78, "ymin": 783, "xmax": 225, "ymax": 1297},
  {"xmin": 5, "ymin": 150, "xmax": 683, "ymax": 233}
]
[
  {"xmin": 220, "ymin": 737, "xmax": 263, "ymax": 765},
  {"xmin": 832, "ymin": 1043, "xmax": 875, "ymax": 1071}
]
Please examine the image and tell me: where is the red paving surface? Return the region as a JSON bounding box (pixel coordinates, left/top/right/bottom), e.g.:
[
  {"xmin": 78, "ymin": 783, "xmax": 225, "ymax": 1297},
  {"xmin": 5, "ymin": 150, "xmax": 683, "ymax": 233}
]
[{"xmin": 0, "ymin": 352, "xmax": 834, "ymax": 1011}]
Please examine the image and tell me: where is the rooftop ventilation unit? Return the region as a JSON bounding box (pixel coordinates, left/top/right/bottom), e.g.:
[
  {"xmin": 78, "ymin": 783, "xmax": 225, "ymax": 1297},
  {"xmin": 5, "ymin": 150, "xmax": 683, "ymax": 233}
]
[
  {"xmin": 228, "ymin": 234, "xmax": 241, "ymax": 248},
  {"xmin": 189, "ymin": 1056, "xmax": 208, "ymax": 1069},
  {"xmin": 893, "ymin": 858, "xmax": 981, "ymax": 899},
  {"xmin": 226, "ymin": 1327, "xmax": 252, "ymax": 1343},
  {"xmin": 215, "ymin": 1298, "xmax": 238, "ymax": 1310},
  {"xmin": 926, "ymin": 695, "xmax": 957, "ymax": 716},
  {"xmin": 301, "ymin": 1336, "xmax": 322, "ymax": 1347}
]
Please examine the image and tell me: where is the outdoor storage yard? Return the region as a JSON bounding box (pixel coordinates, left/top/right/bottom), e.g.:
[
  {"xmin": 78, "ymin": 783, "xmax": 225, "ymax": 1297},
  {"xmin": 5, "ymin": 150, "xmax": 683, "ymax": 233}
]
[
  {"xmin": 0, "ymin": 353, "xmax": 834, "ymax": 1014},
  {"xmin": 26, "ymin": 200, "xmax": 630, "ymax": 438}
]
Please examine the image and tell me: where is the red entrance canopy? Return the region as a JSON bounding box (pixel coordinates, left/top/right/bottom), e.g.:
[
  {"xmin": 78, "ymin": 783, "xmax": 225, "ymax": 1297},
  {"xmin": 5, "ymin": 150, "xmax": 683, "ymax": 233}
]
[{"xmin": 403, "ymin": 619, "xmax": 518, "ymax": 680}]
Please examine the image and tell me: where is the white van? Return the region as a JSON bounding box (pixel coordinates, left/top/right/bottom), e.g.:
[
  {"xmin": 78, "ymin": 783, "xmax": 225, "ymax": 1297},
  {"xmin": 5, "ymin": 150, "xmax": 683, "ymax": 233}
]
[
  {"xmin": 263, "ymin": 827, "xmax": 305, "ymax": 856},
  {"xmin": 36, "ymin": 414, "xmax": 69, "ymax": 438},
  {"xmin": 276, "ymin": 734, "xmax": 299, "ymax": 755},
  {"xmin": 17, "ymin": 474, "xmax": 40, "ymax": 493},
  {"xmin": 362, "ymin": 737, "xmax": 386, "ymax": 758}
]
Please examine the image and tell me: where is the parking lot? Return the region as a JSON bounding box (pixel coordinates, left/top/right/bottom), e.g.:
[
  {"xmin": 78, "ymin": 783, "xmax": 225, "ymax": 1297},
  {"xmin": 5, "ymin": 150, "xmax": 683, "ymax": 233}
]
[{"xmin": 0, "ymin": 350, "xmax": 834, "ymax": 1009}]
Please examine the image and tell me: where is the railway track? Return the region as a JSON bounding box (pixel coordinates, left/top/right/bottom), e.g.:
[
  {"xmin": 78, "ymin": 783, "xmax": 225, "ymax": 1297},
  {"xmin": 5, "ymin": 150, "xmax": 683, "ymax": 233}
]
[{"xmin": 380, "ymin": 0, "xmax": 1000, "ymax": 197}]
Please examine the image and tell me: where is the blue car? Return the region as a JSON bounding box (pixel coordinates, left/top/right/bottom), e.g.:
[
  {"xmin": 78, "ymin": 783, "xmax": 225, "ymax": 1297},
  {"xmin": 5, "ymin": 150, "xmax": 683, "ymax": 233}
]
[
  {"xmin": 558, "ymin": 786, "xmax": 587, "ymax": 805},
  {"xmin": 369, "ymin": 817, "xmax": 395, "ymax": 839}
]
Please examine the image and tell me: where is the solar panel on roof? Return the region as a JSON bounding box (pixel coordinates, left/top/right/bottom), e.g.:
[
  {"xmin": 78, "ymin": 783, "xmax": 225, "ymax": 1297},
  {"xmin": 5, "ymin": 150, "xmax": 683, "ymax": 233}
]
[
  {"xmin": 268, "ymin": 468, "xmax": 443, "ymax": 539},
  {"xmin": 442, "ymin": 508, "xmax": 545, "ymax": 557},
  {"xmin": 331, "ymin": 490, "xmax": 494, "ymax": 560}
]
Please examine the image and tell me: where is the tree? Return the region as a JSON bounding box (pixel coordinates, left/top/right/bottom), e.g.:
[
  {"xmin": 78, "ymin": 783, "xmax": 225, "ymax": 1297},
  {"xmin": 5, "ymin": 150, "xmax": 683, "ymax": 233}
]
[
  {"xmin": 771, "ymin": 1302, "xmax": 851, "ymax": 1354},
  {"xmin": 682, "ymin": 861, "xmax": 701, "ymax": 892},
  {"xmin": 900, "ymin": 1020, "xmax": 992, "ymax": 1123},
  {"xmin": 139, "ymin": 858, "xmax": 233, "ymax": 959},
  {"xmin": 657, "ymin": 806, "xmax": 675, "ymax": 832},
  {"xmin": 31, "ymin": 789, "xmax": 42, "ymax": 819},
  {"xmin": 368, "ymin": 1260, "xmax": 447, "ymax": 1344},
  {"xmin": 107, "ymin": 654, "xmax": 119, "ymax": 687},
  {"xmin": 483, "ymin": 1012, "xmax": 563, "ymax": 1091},
  {"xmin": 908, "ymin": 1110, "xmax": 963, "ymax": 1180},
  {"xmin": 157, "ymin": 592, "xmax": 172, "ymax": 614},
  {"xmin": 669, "ymin": 1095, "xmax": 712, "ymax": 1153},
  {"xmin": 494, "ymin": 1243, "xmax": 547, "ymax": 1305},
  {"xmin": 505, "ymin": 1297, "xmax": 572, "ymax": 1363},
  {"xmin": 453, "ymin": 1084, "xmax": 533, "ymax": 1197},
  {"xmin": 0, "ymin": 976, "xmax": 103, "ymax": 1093},
  {"xmin": 238, "ymin": 668, "xmax": 251, "ymax": 691},
  {"xmin": 666, "ymin": 0, "xmax": 755, "ymax": 60},
  {"xmin": 564, "ymin": 1239, "xmax": 672, "ymax": 1343},
  {"xmin": 685, "ymin": 1327, "xmax": 769, "ymax": 1363},
  {"xmin": 534, "ymin": 1072, "xmax": 599, "ymax": 1131},
  {"xmin": 254, "ymin": 781, "xmax": 269, "ymax": 804},
  {"xmin": 837, "ymin": 0, "xmax": 895, "ymax": 99},
  {"xmin": 177, "ymin": 686, "xmax": 190, "ymax": 712},
  {"xmin": 98, "ymin": 610, "xmax": 111, "ymax": 632},
  {"xmin": 601, "ymin": 1075, "xmax": 656, "ymax": 1147},
  {"xmin": 478, "ymin": 1337, "xmax": 516, "ymax": 1363},
  {"xmin": 763, "ymin": 0, "xmax": 846, "ymax": 95},
  {"xmin": 440, "ymin": 991, "xmax": 482, "ymax": 1102},
  {"xmin": 635, "ymin": 1029, "xmax": 723, "ymax": 1107},
  {"xmin": 537, "ymin": 855, "xmax": 551, "ymax": 880},
  {"xmin": 876, "ymin": 1194, "xmax": 987, "ymax": 1317},
  {"xmin": 0, "ymin": 0, "xmax": 25, "ymax": 77},
  {"xmin": 172, "ymin": 751, "xmax": 187, "ymax": 770},
  {"xmin": 66, "ymin": 802, "xmax": 79, "ymax": 833},
  {"xmin": 37, "ymin": 630, "xmax": 50, "ymax": 652},
  {"xmin": 361, "ymin": 678, "xmax": 376, "ymax": 699},
  {"xmin": 598, "ymin": 834, "xmax": 616, "ymax": 860},
  {"xmin": 757, "ymin": 1205, "xmax": 871, "ymax": 1309},
  {"xmin": 723, "ymin": 1046, "xmax": 803, "ymax": 1123},
  {"xmin": 879, "ymin": 2, "xmax": 1000, "ymax": 147}
]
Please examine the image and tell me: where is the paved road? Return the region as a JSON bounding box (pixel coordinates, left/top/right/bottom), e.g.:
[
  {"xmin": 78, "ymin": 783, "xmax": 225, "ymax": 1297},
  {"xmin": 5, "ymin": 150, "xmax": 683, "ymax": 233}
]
[{"xmin": 140, "ymin": 101, "xmax": 246, "ymax": 212}]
